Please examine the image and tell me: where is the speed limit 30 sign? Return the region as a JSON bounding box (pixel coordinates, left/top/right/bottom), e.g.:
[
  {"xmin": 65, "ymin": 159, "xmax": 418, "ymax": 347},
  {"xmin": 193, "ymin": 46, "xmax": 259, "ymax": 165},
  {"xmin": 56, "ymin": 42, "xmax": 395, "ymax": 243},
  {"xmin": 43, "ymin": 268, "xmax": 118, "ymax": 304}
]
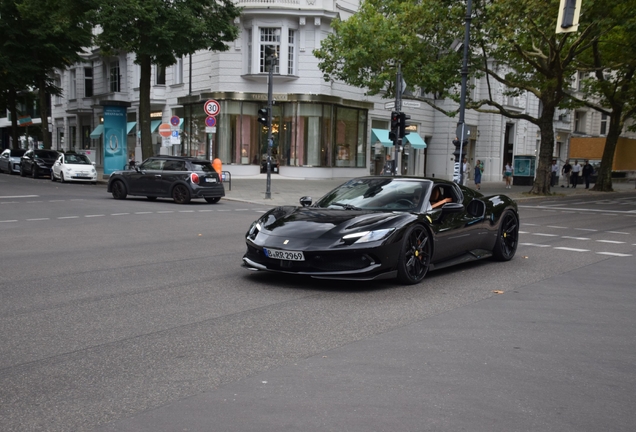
[{"xmin": 204, "ymin": 100, "xmax": 220, "ymax": 117}]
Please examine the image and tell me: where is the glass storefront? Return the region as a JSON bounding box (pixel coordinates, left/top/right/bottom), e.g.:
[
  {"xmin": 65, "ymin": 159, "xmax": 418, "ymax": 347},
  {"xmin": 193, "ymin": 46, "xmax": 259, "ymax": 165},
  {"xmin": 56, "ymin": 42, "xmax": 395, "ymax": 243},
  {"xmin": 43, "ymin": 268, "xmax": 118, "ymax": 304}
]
[{"xmin": 176, "ymin": 95, "xmax": 370, "ymax": 169}]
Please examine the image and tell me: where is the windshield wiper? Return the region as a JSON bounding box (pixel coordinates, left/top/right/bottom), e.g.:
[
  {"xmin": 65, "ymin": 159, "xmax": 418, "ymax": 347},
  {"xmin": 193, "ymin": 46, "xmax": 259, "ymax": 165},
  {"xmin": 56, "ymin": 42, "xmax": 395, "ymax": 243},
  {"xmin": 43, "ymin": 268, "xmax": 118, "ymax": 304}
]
[{"xmin": 330, "ymin": 202, "xmax": 360, "ymax": 210}]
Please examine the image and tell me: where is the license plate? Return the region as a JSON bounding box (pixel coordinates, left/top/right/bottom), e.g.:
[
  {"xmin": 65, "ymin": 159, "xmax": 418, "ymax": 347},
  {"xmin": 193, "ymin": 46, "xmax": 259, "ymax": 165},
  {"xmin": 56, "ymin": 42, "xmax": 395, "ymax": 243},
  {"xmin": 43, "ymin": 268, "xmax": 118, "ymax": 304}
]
[
  {"xmin": 205, "ymin": 177, "xmax": 217, "ymax": 183},
  {"xmin": 263, "ymin": 248, "xmax": 305, "ymax": 261}
]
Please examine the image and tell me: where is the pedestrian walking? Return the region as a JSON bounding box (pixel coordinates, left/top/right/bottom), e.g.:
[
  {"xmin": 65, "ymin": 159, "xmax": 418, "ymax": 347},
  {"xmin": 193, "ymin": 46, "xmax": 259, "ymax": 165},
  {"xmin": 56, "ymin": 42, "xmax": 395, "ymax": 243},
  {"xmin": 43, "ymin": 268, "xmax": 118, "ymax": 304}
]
[
  {"xmin": 582, "ymin": 160, "xmax": 594, "ymax": 189},
  {"xmin": 474, "ymin": 160, "xmax": 483, "ymax": 190},
  {"xmin": 462, "ymin": 157, "xmax": 471, "ymax": 186},
  {"xmin": 503, "ymin": 161, "xmax": 513, "ymax": 189},
  {"xmin": 551, "ymin": 159, "xmax": 559, "ymax": 187},
  {"xmin": 571, "ymin": 160, "xmax": 581, "ymax": 188},
  {"xmin": 561, "ymin": 159, "xmax": 572, "ymax": 188}
]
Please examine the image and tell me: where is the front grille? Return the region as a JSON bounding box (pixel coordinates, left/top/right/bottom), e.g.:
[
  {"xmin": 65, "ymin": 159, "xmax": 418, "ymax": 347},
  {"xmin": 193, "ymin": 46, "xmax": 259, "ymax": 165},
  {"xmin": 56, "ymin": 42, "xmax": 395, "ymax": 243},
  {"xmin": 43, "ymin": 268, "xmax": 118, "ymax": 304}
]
[{"xmin": 246, "ymin": 246, "xmax": 376, "ymax": 273}]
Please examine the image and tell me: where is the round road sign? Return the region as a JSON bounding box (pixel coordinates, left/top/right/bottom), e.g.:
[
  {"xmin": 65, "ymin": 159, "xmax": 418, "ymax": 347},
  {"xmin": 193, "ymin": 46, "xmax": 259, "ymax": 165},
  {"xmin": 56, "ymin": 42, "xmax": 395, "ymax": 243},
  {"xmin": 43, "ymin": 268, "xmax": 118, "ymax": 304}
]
[
  {"xmin": 158, "ymin": 123, "xmax": 172, "ymax": 138},
  {"xmin": 205, "ymin": 116, "xmax": 216, "ymax": 127},
  {"xmin": 170, "ymin": 116, "xmax": 180, "ymax": 126},
  {"xmin": 204, "ymin": 99, "xmax": 220, "ymax": 117}
]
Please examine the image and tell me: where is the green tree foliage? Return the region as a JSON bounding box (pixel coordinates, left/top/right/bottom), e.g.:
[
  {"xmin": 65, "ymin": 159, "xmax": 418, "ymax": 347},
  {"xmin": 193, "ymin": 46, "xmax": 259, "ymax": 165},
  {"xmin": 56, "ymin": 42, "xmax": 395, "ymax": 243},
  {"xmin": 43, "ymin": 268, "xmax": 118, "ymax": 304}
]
[
  {"xmin": 572, "ymin": 0, "xmax": 636, "ymax": 192},
  {"xmin": 315, "ymin": 0, "xmax": 622, "ymax": 195},
  {"xmin": 95, "ymin": 0, "xmax": 242, "ymax": 159}
]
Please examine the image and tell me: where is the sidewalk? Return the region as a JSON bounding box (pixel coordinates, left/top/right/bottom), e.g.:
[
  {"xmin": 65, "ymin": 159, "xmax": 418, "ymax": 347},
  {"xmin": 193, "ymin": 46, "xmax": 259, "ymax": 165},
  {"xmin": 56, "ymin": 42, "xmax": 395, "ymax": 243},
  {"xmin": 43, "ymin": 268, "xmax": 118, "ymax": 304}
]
[{"xmin": 221, "ymin": 174, "xmax": 635, "ymax": 206}]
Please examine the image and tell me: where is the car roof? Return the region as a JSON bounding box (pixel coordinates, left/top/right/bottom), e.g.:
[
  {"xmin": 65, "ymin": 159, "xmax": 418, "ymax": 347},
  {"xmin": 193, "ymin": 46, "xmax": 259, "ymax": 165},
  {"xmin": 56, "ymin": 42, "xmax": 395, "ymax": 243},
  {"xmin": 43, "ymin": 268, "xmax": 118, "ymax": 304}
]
[{"xmin": 148, "ymin": 156, "xmax": 210, "ymax": 162}]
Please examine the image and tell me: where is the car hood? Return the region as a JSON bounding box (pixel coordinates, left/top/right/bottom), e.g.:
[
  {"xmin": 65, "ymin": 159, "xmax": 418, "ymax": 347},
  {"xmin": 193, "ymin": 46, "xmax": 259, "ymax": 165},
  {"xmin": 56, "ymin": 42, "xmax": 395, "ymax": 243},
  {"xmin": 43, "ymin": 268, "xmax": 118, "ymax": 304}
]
[{"xmin": 257, "ymin": 206, "xmax": 405, "ymax": 240}]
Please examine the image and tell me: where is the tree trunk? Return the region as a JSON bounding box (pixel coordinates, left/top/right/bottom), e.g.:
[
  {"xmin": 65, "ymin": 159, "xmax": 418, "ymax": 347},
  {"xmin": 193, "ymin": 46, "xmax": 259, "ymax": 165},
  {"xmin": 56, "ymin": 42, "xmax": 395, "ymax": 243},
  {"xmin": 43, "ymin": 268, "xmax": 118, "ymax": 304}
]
[
  {"xmin": 139, "ymin": 53, "xmax": 153, "ymax": 160},
  {"xmin": 593, "ymin": 109, "xmax": 623, "ymax": 192},
  {"xmin": 529, "ymin": 107, "xmax": 556, "ymax": 195},
  {"xmin": 38, "ymin": 76, "xmax": 51, "ymax": 149},
  {"xmin": 8, "ymin": 88, "xmax": 20, "ymax": 149}
]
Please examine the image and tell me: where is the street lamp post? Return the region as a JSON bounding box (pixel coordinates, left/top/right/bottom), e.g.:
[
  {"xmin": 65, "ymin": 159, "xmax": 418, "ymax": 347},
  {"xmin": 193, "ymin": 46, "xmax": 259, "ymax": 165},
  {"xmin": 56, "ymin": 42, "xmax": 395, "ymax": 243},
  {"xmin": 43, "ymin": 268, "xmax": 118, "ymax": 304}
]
[
  {"xmin": 454, "ymin": 0, "xmax": 473, "ymax": 185},
  {"xmin": 264, "ymin": 48, "xmax": 277, "ymax": 199}
]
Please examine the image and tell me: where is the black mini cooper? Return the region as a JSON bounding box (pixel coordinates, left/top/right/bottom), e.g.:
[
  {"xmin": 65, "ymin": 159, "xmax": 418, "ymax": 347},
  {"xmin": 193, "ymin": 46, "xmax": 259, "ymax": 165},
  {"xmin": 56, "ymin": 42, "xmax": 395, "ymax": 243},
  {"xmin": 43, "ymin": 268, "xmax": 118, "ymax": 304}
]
[{"xmin": 107, "ymin": 156, "xmax": 225, "ymax": 204}]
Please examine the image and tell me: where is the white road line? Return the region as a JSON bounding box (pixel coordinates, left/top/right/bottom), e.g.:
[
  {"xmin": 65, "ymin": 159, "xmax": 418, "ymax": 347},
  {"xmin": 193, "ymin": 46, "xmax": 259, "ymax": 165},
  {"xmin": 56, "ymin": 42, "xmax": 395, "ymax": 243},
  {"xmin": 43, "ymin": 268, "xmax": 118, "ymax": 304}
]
[
  {"xmin": 562, "ymin": 236, "xmax": 590, "ymax": 240},
  {"xmin": 532, "ymin": 233, "xmax": 559, "ymax": 237},
  {"xmin": 134, "ymin": 212, "xmax": 153, "ymax": 214},
  {"xmin": 602, "ymin": 213, "xmax": 618, "ymax": 216},
  {"xmin": 85, "ymin": 214, "xmax": 104, "ymax": 218},
  {"xmin": 0, "ymin": 220, "xmax": 18, "ymax": 223},
  {"xmin": 521, "ymin": 223, "xmax": 538, "ymax": 226},
  {"xmin": 543, "ymin": 210, "xmax": 558, "ymax": 212},
  {"xmin": 554, "ymin": 247, "xmax": 589, "ymax": 252},
  {"xmin": 217, "ymin": 209, "xmax": 231, "ymax": 212},
  {"xmin": 561, "ymin": 211, "xmax": 575, "ymax": 213},
  {"xmin": 111, "ymin": 213, "xmax": 129, "ymax": 216},
  {"xmin": 48, "ymin": 200, "xmax": 65, "ymax": 202},
  {"xmin": 596, "ymin": 252, "xmax": 632, "ymax": 257},
  {"xmin": 26, "ymin": 201, "xmax": 43, "ymax": 203},
  {"xmin": 70, "ymin": 199, "xmax": 85, "ymax": 201},
  {"xmin": 0, "ymin": 195, "xmax": 38, "ymax": 199},
  {"xmin": 596, "ymin": 240, "xmax": 625, "ymax": 244},
  {"xmin": 547, "ymin": 226, "xmax": 568, "ymax": 229},
  {"xmin": 235, "ymin": 209, "xmax": 249, "ymax": 211},
  {"xmin": 0, "ymin": 201, "xmax": 19, "ymax": 204},
  {"xmin": 58, "ymin": 216, "xmax": 79, "ymax": 219},
  {"xmin": 520, "ymin": 243, "xmax": 551, "ymax": 248},
  {"xmin": 520, "ymin": 205, "xmax": 636, "ymax": 215},
  {"xmin": 519, "ymin": 231, "xmax": 529, "ymax": 234},
  {"xmin": 156, "ymin": 211, "xmax": 174, "ymax": 213},
  {"xmin": 198, "ymin": 209, "xmax": 214, "ymax": 212},
  {"xmin": 178, "ymin": 210, "xmax": 195, "ymax": 213},
  {"xmin": 26, "ymin": 218, "xmax": 50, "ymax": 221},
  {"xmin": 606, "ymin": 231, "xmax": 629, "ymax": 235},
  {"xmin": 575, "ymin": 228, "xmax": 598, "ymax": 232}
]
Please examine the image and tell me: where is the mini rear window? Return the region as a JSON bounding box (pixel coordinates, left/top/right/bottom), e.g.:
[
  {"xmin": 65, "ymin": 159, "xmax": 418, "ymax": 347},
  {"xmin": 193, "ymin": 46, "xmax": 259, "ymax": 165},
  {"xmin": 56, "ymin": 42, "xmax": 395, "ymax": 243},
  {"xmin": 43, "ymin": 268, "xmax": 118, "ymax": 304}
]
[
  {"xmin": 189, "ymin": 161, "xmax": 214, "ymax": 172},
  {"xmin": 10, "ymin": 149, "xmax": 26, "ymax": 157}
]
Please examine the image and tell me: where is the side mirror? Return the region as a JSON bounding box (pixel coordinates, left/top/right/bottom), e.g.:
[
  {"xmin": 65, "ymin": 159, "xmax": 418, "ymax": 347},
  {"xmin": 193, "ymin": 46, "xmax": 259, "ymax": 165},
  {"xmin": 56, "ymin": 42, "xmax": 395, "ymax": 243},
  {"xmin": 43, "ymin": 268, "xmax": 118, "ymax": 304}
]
[
  {"xmin": 299, "ymin": 196, "xmax": 312, "ymax": 207},
  {"xmin": 134, "ymin": 166, "xmax": 141, "ymax": 173},
  {"xmin": 92, "ymin": 162, "xmax": 96, "ymax": 166},
  {"xmin": 441, "ymin": 202, "xmax": 464, "ymax": 214}
]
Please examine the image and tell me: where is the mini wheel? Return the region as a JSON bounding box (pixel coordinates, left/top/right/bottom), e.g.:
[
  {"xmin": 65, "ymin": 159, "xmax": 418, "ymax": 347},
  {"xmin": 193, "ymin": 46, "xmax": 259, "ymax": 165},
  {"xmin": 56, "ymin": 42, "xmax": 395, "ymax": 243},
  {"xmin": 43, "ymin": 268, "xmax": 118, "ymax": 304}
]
[{"xmin": 111, "ymin": 180, "xmax": 128, "ymax": 200}]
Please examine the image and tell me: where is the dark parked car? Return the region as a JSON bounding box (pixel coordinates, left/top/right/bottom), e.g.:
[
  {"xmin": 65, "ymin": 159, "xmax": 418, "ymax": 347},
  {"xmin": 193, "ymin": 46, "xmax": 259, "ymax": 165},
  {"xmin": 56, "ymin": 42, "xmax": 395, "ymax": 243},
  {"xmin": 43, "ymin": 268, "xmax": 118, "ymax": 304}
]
[
  {"xmin": 243, "ymin": 177, "xmax": 519, "ymax": 285},
  {"xmin": 107, "ymin": 156, "xmax": 225, "ymax": 204},
  {"xmin": 0, "ymin": 148, "xmax": 26, "ymax": 174},
  {"xmin": 20, "ymin": 149, "xmax": 59, "ymax": 178}
]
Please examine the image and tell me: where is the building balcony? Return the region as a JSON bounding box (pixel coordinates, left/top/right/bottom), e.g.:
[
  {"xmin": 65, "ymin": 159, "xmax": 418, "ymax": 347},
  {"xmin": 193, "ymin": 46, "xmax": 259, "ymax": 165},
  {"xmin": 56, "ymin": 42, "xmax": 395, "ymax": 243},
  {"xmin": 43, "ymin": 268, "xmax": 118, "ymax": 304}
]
[{"xmin": 235, "ymin": 0, "xmax": 334, "ymax": 11}]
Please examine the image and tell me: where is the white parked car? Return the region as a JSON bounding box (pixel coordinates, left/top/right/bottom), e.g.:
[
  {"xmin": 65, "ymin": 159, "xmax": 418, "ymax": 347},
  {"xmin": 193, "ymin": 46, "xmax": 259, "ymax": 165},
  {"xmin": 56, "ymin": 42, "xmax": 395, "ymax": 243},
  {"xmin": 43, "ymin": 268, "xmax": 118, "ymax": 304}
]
[
  {"xmin": 0, "ymin": 148, "xmax": 27, "ymax": 174},
  {"xmin": 51, "ymin": 153, "xmax": 98, "ymax": 184}
]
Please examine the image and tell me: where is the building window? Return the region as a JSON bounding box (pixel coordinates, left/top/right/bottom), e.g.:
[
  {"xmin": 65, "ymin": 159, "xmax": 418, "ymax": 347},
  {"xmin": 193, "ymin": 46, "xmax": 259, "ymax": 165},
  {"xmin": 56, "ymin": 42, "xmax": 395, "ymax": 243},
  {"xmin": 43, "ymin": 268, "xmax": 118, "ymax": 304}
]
[
  {"xmin": 109, "ymin": 60, "xmax": 121, "ymax": 93},
  {"xmin": 156, "ymin": 65, "xmax": 166, "ymax": 85},
  {"xmin": 54, "ymin": 76, "xmax": 62, "ymax": 104},
  {"xmin": 84, "ymin": 67, "xmax": 93, "ymax": 97},
  {"xmin": 69, "ymin": 69, "xmax": 76, "ymax": 99},
  {"xmin": 260, "ymin": 28, "xmax": 280, "ymax": 74},
  {"xmin": 600, "ymin": 113, "xmax": 608, "ymax": 135},
  {"xmin": 247, "ymin": 29, "xmax": 252, "ymax": 73},
  {"xmin": 174, "ymin": 57, "xmax": 183, "ymax": 84},
  {"xmin": 288, "ymin": 30, "xmax": 295, "ymax": 75},
  {"xmin": 574, "ymin": 111, "xmax": 585, "ymax": 133}
]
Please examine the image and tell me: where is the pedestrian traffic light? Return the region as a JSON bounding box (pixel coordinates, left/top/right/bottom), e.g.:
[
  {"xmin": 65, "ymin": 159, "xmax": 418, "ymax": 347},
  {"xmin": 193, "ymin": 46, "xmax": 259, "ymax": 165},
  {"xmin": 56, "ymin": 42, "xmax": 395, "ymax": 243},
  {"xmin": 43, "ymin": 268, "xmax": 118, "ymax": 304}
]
[
  {"xmin": 257, "ymin": 108, "xmax": 269, "ymax": 126},
  {"xmin": 398, "ymin": 112, "xmax": 411, "ymax": 138}
]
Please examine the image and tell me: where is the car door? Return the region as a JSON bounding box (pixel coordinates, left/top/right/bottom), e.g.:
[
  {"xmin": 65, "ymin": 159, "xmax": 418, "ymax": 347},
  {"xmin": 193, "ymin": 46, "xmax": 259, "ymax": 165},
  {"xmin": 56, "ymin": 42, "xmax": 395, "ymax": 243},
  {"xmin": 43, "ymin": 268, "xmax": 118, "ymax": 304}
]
[
  {"xmin": 128, "ymin": 158, "xmax": 165, "ymax": 195},
  {"xmin": 21, "ymin": 150, "xmax": 34, "ymax": 174},
  {"xmin": 53, "ymin": 154, "xmax": 64, "ymax": 178},
  {"xmin": 159, "ymin": 160, "xmax": 187, "ymax": 195},
  {"xmin": 0, "ymin": 150, "xmax": 8, "ymax": 171}
]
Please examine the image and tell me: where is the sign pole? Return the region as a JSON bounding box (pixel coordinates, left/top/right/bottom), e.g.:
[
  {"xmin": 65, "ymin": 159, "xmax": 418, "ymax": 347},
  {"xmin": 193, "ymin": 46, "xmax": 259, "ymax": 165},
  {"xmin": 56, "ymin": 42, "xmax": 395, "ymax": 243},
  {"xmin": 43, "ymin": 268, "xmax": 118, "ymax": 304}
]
[{"xmin": 265, "ymin": 51, "xmax": 277, "ymax": 199}]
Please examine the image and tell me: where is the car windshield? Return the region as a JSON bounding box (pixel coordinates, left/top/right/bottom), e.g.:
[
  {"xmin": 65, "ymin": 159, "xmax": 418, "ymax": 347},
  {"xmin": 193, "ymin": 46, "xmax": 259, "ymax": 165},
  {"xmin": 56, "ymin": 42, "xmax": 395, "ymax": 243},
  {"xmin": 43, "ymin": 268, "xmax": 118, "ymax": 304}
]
[
  {"xmin": 34, "ymin": 150, "xmax": 59, "ymax": 159},
  {"xmin": 315, "ymin": 178, "xmax": 432, "ymax": 211},
  {"xmin": 189, "ymin": 160, "xmax": 215, "ymax": 172},
  {"xmin": 65, "ymin": 154, "xmax": 91, "ymax": 165}
]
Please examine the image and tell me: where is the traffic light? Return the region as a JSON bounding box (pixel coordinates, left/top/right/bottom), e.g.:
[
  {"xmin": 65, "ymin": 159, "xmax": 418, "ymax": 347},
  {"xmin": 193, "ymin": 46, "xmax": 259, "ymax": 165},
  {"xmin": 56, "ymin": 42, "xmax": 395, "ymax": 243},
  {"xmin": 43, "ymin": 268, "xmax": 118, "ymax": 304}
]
[
  {"xmin": 389, "ymin": 111, "xmax": 399, "ymax": 141},
  {"xmin": 398, "ymin": 112, "xmax": 411, "ymax": 138},
  {"xmin": 257, "ymin": 108, "xmax": 269, "ymax": 126}
]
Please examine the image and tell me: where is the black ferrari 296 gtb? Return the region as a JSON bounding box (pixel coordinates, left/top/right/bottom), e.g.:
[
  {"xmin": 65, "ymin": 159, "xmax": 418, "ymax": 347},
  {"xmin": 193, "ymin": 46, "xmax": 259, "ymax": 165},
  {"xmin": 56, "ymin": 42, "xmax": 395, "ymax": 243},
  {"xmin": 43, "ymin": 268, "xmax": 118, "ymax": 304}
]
[{"xmin": 243, "ymin": 176, "xmax": 519, "ymax": 285}]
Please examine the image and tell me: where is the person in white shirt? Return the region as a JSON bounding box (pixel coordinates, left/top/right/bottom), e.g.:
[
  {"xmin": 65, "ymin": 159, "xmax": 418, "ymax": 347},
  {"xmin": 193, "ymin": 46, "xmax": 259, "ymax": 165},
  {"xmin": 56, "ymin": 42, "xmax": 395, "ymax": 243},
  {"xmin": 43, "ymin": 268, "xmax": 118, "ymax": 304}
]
[
  {"xmin": 462, "ymin": 157, "xmax": 471, "ymax": 185},
  {"xmin": 551, "ymin": 160, "xmax": 559, "ymax": 187},
  {"xmin": 571, "ymin": 160, "xmax": 581, "ymax": 188}
]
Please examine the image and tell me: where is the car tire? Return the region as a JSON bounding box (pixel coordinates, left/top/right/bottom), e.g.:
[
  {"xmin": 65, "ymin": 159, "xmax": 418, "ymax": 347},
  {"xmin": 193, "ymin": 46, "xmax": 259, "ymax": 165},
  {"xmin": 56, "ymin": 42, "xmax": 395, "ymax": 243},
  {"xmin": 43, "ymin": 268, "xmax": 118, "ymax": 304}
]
[
  {"xmin": 205, "ymin": 197, "xmax": 221, "ymax": 204},
  {"xmin": 60, "ymin": 172, "xmax": 65, "ymax": 183},
  {"xmin": 51, "ymin": 170, "xmax": 56, "ymax": 181},
  {"xmin": 396, "ymin": 224, "xmax": 431, "ymax": 285},
  {"xmin": 146, "ymin": 196, "xmax": 157, "ymax": 201},
  {"xmin": 492, "ymin": 210, "xmax": 519, "ymax": 261},
  {"xmin": 172, "ymin": 184, "xmax": 191, "ymax": 204},
  {"xmin": 111, "ymin": 180, "xmax": 128, "ymax": 200}
]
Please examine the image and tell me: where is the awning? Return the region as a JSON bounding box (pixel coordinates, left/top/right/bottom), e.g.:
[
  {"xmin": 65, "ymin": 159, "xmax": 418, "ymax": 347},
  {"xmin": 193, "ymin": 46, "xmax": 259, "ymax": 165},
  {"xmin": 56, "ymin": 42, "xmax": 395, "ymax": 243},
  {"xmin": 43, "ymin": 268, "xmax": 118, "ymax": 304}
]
[
  {"xmin": 371, "ymin": 129, "xmax": 393, "ymax": 147},
  {"xmin": 126, "ymin": 122, "xmax": 136, "ymax": 134},
  {"xmin": 151, "ymin": 120, "xmax": 161, "ymax": 132},
  {"xmin": 179, "ymin": 118, "xmax": 184, "ymax": 130},
  {"xmin": 89, "ymin": 124, "xmax": 103, "ymax": 139},
  {"xmin": 404, "ymin": 133, "xmax": 427, "ymax": 149}
]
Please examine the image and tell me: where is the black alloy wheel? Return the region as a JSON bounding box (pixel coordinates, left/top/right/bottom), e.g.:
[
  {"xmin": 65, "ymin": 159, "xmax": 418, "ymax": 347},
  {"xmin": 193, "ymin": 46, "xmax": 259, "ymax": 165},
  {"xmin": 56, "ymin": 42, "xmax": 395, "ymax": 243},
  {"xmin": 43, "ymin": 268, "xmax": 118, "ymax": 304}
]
[
  {"xmin": 111, "ymin": 180, "xmax": 127, "ymax": 200},
  {"xmin": 397, "ymin": 225, "xmax": 432, "ymax": 285},
  {"xmin": 493, "ymin": 210, "xmax": 519, "ymax": 261},
  {"xmin": 172, "ymin": 184, "xmax": 191, "ymax": 204},
  {"xmin": 205, "ymin": 197, "xmax": 221, "ymax": 204}
]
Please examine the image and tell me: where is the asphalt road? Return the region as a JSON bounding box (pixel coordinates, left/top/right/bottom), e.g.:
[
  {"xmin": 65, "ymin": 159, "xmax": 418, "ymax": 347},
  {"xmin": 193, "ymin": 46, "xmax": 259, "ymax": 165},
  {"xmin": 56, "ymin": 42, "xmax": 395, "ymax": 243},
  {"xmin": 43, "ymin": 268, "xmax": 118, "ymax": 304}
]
[{"xmin": 1, "ymin": 174, "xmax": 635, "ymax": 431}]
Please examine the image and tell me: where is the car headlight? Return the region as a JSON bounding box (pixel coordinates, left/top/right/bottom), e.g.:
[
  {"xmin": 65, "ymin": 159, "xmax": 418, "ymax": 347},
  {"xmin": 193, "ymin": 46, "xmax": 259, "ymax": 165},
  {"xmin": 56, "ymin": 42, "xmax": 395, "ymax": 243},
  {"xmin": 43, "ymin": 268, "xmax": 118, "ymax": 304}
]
[
  {"xmin": 342, "ymin": 228, "xmax": 395, "ymax": 245},
  {"xmin": 247, "ymin": 222, "xmax": 262, "ymax": 240}
]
